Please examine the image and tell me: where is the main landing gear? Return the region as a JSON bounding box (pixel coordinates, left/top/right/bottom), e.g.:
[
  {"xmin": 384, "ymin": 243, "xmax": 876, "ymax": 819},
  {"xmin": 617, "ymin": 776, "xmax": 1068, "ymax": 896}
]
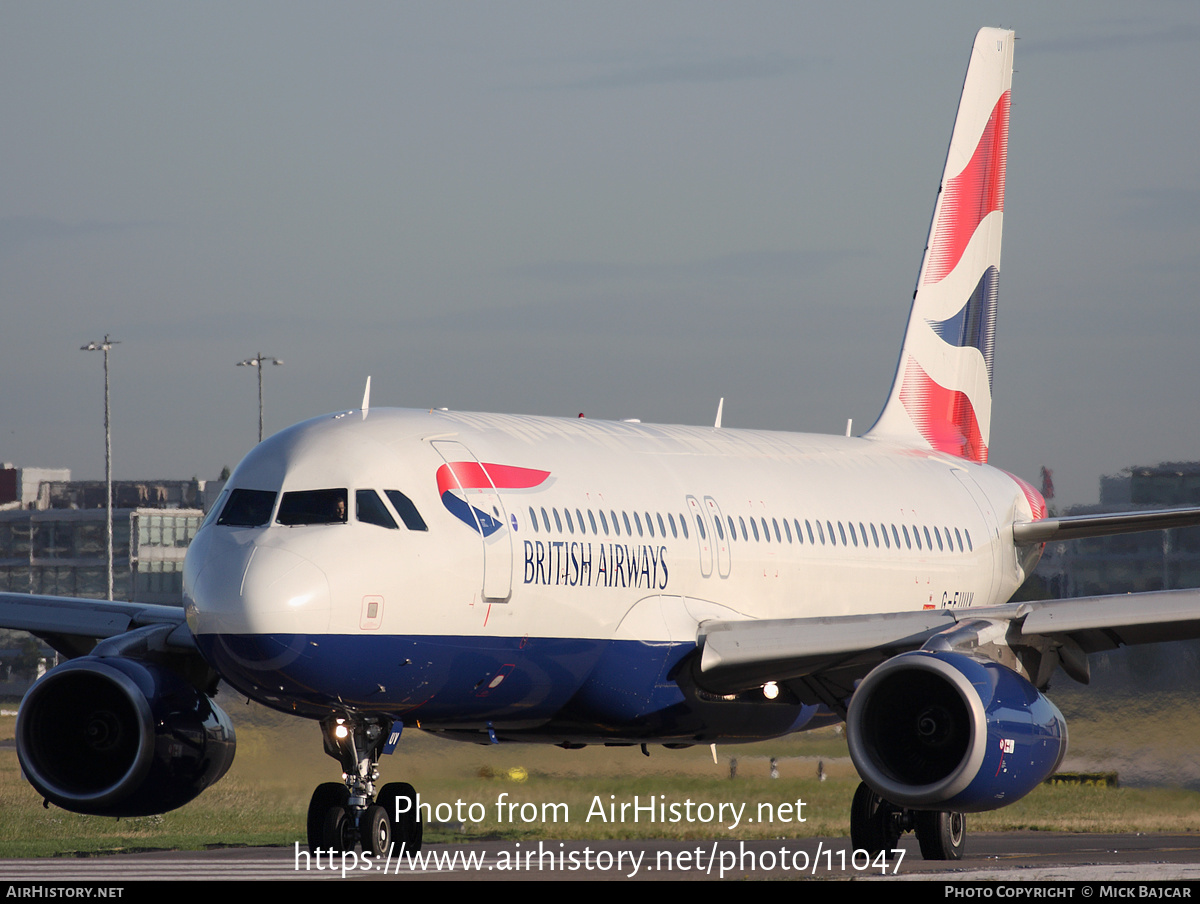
[
  {"xmin": 306, "ymin": 715, "xmax": 423, "ymax": 855},
  {"xmin": 850, "ymin": 782, "xmax": 965, "ymax": 861}
]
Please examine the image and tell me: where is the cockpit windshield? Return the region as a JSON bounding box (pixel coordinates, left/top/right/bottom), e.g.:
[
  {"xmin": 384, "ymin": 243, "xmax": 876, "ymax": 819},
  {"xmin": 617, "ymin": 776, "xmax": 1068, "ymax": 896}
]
[
  {"xmin": 276, "ymin": 489, "xmax": 348, "ymax": 526},
  {"xmin": 217, "ymin": 485, "xmax": 427, "ymax": 531},
  {"xmin": 385, "ymin": 490, "xmax": 428, "ymax": 531},
  {"xmin": 356, "ymin": 489, "xmax": 397, "ymax": 529},
  {"xmin": 216, "ymin": 489, "xmax": 277, "ymax": 527}
]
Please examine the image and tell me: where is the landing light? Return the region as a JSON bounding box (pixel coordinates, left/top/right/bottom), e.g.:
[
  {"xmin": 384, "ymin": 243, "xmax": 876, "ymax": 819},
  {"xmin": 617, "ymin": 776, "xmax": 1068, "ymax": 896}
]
[
  {"xmin": 762, "ymin": 681, "xmax": 779, "ymax": 701},
  {"xmin": 334, "ymin": 723, "xmax": 350, "ymax": 740}
]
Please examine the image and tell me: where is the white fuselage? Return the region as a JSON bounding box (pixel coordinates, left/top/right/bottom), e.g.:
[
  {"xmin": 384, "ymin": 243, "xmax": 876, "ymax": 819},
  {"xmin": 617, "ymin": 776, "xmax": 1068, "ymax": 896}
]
[{"xmin": 183, "ymin": 407, "xmax": 1038, "ymax": 740}]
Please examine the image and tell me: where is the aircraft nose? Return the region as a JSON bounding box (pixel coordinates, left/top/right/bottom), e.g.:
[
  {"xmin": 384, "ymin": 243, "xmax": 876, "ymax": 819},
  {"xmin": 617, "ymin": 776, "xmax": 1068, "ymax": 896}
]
[{"xmin": 186, "ymin": 533, "xmax": 331, "ymax": 637}]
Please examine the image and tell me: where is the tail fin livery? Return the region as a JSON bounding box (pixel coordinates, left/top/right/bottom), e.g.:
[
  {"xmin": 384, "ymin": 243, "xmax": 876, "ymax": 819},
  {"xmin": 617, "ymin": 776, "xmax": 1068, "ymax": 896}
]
[{"xmin": 867, "ymin": 28, "xmax": 1014, "ymax": 464}]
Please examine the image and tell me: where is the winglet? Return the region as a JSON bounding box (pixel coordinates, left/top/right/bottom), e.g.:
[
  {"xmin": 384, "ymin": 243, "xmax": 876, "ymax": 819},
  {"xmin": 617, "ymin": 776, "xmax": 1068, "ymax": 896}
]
[{"xmin": 361, "ymin": 376, "xmax": 371, "ymax": 419}]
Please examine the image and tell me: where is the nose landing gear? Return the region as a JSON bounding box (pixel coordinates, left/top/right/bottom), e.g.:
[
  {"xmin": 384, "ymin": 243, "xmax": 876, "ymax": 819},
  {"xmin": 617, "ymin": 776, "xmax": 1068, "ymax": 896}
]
[{"xmin": 306, "ymin": 715, "xmax": 423, "ymax": 855}]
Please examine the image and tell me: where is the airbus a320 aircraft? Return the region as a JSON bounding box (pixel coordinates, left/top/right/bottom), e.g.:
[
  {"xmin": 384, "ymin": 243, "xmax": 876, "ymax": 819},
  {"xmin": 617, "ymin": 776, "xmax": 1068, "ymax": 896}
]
[{"xmin": 4, "ymin": 27, "xmax": 1200, "ymax": 863}]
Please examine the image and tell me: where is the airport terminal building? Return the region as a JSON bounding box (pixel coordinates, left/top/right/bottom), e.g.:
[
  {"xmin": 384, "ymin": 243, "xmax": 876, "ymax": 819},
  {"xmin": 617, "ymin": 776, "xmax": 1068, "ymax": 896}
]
[
  {"xmin": 0, "ymin": 466, "xmax": 222, "ymax": 605},
  {"xmin": 1032, "ymin": 462, "xmax": 1200, "ymax": 598}
]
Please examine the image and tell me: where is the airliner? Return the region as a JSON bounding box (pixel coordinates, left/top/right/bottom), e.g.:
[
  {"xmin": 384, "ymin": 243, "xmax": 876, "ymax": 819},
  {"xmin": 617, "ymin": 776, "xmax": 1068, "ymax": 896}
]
[{"xmin": 4, "ymin": 27, "xmax": 1200, "ymax": 863}]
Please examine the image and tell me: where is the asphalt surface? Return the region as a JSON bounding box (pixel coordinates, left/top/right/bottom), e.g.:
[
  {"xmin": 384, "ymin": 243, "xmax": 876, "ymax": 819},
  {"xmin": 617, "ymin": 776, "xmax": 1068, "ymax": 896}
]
[{"xmin": 3, "ymin": 833, "xmax": 1200, "ymax": 882}]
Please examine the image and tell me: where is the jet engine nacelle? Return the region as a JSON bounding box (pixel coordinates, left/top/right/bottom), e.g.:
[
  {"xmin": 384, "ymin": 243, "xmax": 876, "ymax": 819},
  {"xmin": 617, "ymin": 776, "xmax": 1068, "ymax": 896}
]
[
  {"xmin": 16, "ymin": 656, "xmax": 236, "ymax": 817},
  {"xmin": 846, "ymin": 650, "xmax": 1067, "ymax": 812}
]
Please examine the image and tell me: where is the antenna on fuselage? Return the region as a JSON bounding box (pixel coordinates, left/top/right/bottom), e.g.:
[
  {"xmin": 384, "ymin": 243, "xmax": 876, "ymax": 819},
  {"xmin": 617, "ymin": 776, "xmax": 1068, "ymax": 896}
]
[
  {"xmin": 361, "ymin": 376, "xmax": 371, "ymax": 419},
  {"xmin": 714, "ymin": 397, "xmax": 724, "ymax": 429}
]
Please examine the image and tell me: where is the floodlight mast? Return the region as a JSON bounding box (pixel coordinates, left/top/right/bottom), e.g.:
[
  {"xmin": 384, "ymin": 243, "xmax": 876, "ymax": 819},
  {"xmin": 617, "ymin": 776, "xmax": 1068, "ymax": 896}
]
[
  {"xmin": 80, "ymin": 335, "xmax": 119, "ymax": 601},
  {"xmin": 236, "ymin": 353, "xmax": 283, "ymax": 443}
]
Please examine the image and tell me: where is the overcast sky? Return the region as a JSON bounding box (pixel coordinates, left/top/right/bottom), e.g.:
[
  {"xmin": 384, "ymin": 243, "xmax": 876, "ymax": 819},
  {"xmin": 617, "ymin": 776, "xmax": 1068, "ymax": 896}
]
[{"xmin": 2, "ymin": 2, "xmax": 1197, "ymax": 509}]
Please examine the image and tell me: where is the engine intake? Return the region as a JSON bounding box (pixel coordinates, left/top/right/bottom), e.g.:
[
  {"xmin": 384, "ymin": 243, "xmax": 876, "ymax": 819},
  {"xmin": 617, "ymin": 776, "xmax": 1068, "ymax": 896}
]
[
  {"xmin": 846, "ymin": 651, "xmax": 1067, "ymax": 812},
  {"xmin": 17, "ymin": 657, "xmax": 236, "ymax": 817}
]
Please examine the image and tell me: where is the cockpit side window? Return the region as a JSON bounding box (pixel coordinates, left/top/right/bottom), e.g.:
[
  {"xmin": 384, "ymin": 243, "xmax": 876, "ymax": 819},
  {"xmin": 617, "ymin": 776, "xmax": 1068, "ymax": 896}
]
[
  {"xmin": 356, "ymin": 489, "xmax": 398, "ymax": 529},
  {"xmin": 202, "ymin": 488, "xmax": 230, "ymax": 529},
  {"xmin": 277, "ymin": 488, "xmax": 348, "ymax": 526},
  {"xmin": 384, "ymin": 490, "xmax": 429, "ymax": 532},
  {"xmin": 216, "ymin": 489, "xmax": 277, "ymax": 527}
]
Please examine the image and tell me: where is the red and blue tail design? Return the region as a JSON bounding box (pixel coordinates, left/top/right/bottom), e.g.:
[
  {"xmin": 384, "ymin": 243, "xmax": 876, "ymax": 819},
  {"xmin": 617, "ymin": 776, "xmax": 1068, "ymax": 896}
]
[
  {"xmin": 867, "ymin": 29, "xmax": 1014, "ymax": 464},
  {"xmin": 437, "ymin": 462, "xmax": 550, "ymax": 536}
]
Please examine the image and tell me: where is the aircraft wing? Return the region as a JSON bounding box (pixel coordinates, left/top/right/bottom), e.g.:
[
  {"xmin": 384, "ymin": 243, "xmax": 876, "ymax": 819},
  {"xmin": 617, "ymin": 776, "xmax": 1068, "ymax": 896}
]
[
  {"xmin": 696, "ymin": 588, "xmax": 1200, "ymax": 705},
  {"xmin": 0, "ymin": 591, "xmax": 192, "ymax": 659},
  {"xmin": 1013, "ymin": 505, "xmax": 1200, "ymax": 543}
]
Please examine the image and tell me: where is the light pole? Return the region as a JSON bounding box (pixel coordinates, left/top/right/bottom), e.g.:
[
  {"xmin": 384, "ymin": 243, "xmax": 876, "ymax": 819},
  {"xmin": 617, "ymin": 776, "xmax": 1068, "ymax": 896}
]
[
  {"xmin": 237, "ymin": 353, "xmax": 283, "ymax": 443},
  {"xmin": 81, "ymin": 335, "xmax": 118, "ymax": 601}
]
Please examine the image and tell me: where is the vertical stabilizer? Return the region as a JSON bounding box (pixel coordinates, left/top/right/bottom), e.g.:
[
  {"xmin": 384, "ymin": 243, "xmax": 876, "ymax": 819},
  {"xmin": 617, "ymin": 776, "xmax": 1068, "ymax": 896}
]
[{"xmin": 866, "ymin": 28, "xmax": 1014, "ymax": 463}]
